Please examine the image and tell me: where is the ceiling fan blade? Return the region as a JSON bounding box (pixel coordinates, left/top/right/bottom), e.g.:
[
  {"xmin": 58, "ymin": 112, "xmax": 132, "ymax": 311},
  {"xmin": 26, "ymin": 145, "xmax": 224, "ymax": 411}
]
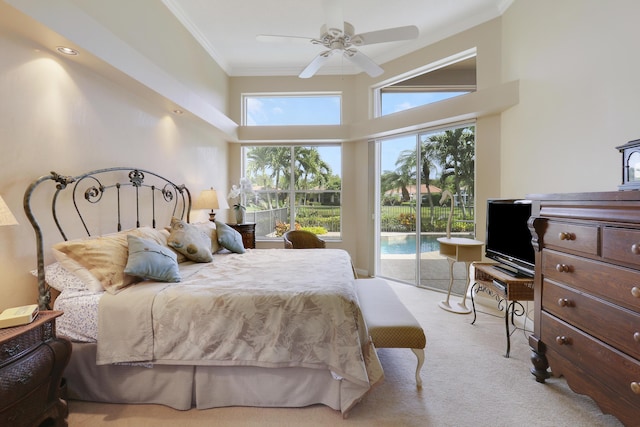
[
  {"xmin": 299, "ymin": 51, "xmax": 335, "ymax": 78},
  {"xmin": 256, "ymin": 34, "xmax": 313, "ymax": 44},
  {"xmin": 344, "ymin": 49, "xmax": 383, "ymax": 78},
  {"xmin": 352, "ymin": 25, "xmax": 419, "ymax": 46}
]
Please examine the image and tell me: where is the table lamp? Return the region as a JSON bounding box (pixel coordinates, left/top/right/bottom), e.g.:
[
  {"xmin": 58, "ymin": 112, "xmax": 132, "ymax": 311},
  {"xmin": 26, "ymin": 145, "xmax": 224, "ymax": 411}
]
[
  {"xmin": 193, "ymin": 188, "xmax": 229, "ymax": 222},
  {"xmin": 0, "ymin": 195, "xmax": 18, "ymax": 227}
]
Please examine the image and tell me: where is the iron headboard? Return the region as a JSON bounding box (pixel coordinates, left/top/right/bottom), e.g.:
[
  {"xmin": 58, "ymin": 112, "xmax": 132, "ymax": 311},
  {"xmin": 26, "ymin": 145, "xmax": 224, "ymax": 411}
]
[{"xmin": 23, "ymin": 167, "xmax": 191, "ymax": 309}]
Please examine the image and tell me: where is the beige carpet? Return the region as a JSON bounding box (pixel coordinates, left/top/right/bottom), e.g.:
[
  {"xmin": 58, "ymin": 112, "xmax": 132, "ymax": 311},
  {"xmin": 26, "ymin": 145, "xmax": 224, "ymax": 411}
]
[{"xmin": 66, "ymin": 282, "xmax": 624, "ymax": 427}]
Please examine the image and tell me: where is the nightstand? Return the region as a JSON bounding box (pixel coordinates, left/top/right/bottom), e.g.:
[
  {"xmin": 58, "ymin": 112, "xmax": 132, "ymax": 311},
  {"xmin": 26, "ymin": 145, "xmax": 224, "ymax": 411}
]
[
  {"xmin": 0, "ymin": 310, "xmax": 71, "ymax": 427},
  {"xmin": 226, "ymin": 223, "xmax": 256, "ymax": 249}
]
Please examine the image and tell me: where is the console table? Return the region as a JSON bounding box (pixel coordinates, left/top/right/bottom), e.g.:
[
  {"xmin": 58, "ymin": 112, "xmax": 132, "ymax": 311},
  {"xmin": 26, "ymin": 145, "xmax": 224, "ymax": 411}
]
[
  {"xmin": 437, "ymin": 237, "xmax": 484, "ymax": 313},
  {"xmin": 470, "ymin": 263, "xmax": 534, "ymax": 357}
]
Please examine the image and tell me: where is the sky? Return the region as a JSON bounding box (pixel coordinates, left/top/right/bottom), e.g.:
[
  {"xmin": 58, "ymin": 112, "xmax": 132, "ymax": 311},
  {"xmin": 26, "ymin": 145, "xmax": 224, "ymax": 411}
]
[{"xmin": 244, "ymin": 92, "xmax": 467, "ymax": 175}]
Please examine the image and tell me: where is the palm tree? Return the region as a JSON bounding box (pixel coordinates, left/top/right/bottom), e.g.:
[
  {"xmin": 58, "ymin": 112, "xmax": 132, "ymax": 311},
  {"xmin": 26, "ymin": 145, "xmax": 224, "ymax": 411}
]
[
  {"xmin": 381, "ymin": 169, "xmax": 413, "ymax": 203},
  {"xmin": 246, "ymin": 146, "xmax": 291, "ymax": 209},
  {"xmin": 430, "ymin": 127, "xmax": 475, "ymax": 218},
  {"xmin": 295, "ymin": 147, "xmax": 332, "ymax": 204}
]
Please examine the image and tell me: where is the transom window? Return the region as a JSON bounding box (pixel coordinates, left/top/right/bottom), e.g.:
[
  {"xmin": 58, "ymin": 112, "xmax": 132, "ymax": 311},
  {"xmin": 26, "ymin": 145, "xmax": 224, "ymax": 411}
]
[
  {"xmin": 375, "ymin": 53, "xmax": 476, "ymax": 117},
  {"xmin": 243, "ymin": 94, "xmax": 341, "ymax": 126}
]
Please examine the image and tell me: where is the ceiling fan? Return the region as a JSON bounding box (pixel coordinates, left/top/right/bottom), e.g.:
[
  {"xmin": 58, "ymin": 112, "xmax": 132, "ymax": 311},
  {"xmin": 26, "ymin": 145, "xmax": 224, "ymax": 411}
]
[{"xmin": 257, "ymin": 6, "xmax": 418, "ymax": 78}]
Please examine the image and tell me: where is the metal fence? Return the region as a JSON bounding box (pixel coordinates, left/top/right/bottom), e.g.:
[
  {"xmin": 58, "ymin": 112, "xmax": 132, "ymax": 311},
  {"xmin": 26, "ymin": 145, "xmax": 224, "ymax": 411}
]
[
  {"xmin": 380, "ymin": 205, "xmax": 475, "ymax": 233},
  {"xmin": 245, "ymin": 204, "xmax": 475, "ymax": 237}
]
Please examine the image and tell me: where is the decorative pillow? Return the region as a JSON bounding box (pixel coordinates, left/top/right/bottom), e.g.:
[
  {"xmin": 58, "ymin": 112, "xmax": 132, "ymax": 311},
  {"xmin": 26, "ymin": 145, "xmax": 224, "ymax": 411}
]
[
  {"xmin": 191, "ymin": 221, "xmax": 222, "ymax": 254},
  {"xmin": 124, "ymin": 235, "xmax": 180, "ymax": 284},
  {"xmin": 49, "ymin": 251, "xmax": 104, "ymax": 293},
  {"xmin": 167, "ymin": 217, "xmax": 214, "ymax": 262},
  {"xmin": 215, "ymin": 221, "xmax": 246, "ymax": 254},
  {"xmin": 30, "ymin": 262, "xmax": 90, "ymax": 292},
  {"xmin": 158, "ymin": 229, "xmax": 187, "ymax": 263},
  {"xmin": 52, "ymin": 227, "xmax": 170, "ymax": 293}
]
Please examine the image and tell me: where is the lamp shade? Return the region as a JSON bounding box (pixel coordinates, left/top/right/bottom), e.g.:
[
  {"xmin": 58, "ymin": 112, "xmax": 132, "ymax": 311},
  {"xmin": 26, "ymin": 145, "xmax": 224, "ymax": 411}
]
[
  {"xmin": 0, "ymin": 195, "xmax": 18, "ymax": 226},
  {"xmin": 193, "ymin": 188, "xmax": 229, "ymax": 210}
]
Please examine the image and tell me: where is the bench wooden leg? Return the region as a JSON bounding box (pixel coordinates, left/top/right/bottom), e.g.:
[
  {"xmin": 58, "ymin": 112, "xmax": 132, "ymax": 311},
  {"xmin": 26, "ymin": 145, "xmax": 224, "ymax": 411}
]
[{"xmin": 411, "ymin": 348, "xmax": 425, "ymax": 389}]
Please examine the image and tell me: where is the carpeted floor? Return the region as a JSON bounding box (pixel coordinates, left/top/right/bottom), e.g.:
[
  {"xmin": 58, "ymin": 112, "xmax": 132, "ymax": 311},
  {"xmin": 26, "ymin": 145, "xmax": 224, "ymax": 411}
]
[{"xmin": 66, "ymin": 282, "xmax": 624, "ymax": 426}]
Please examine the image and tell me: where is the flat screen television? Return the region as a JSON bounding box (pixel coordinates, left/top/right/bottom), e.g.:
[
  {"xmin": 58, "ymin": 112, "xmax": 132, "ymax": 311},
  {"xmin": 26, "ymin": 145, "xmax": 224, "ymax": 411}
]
[{"xmin": 485, "ymin": 199, "xmax": 535, "ymax": 278}]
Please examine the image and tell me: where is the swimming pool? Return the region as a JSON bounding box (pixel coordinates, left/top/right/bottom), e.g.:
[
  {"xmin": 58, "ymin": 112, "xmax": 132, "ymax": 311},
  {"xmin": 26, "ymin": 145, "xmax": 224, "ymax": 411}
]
[{"xmin": 380, "ymin": 234, "xmax": 443, "ymax": 255}]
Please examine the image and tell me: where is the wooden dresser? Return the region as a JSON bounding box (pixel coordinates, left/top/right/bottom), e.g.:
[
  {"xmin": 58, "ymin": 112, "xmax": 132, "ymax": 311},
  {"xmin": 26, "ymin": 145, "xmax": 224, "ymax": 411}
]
[
  {"xmin": 528, "ymin": 192, "xmax": 640, "ymax": 426},
  {"xmin": 0, "ymin": 311, "xmax": 71, "ymax": 427}
]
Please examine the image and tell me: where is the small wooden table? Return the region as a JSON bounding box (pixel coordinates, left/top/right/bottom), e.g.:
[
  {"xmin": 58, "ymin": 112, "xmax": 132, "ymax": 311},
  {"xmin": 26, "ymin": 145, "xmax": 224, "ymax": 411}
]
[
  {"xmin": 470, "ymin": 263, "xmax": 534, "ymax": 357},
  {"xmin": 437, "ymin": 237, "xmax": 484, "ymax": 314},
  {"xmin": 226, "ymin": 223, "xmax": 256, "ymax": 249},
  {"xmin": 0, "ymin": 311, "xmax": 71, "ymax": 426}
]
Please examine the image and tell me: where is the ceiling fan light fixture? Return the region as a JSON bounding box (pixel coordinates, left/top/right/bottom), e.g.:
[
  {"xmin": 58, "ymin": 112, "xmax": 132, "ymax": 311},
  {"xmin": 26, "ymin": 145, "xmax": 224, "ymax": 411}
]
[{"xmin": 257, "ymin": 12, "xmax": 418, "ymax": 78}]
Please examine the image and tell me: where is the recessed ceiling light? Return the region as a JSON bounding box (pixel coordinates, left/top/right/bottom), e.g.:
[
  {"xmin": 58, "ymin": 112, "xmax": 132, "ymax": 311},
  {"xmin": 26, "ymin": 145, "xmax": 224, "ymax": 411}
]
[
  {"xmin": 172, "ymin": 109, "xmax": 184, "ymax": 115},
  {"xmin": 57, "ymin": 46, "xmax": 78, "ymax": 56}
]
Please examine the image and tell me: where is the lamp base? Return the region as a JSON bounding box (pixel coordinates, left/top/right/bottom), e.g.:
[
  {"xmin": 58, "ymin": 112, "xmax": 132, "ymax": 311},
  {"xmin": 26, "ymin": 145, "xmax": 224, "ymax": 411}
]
[{"xmin": 208, "ymin": 211, "xmax": 216, "ymax": 222}]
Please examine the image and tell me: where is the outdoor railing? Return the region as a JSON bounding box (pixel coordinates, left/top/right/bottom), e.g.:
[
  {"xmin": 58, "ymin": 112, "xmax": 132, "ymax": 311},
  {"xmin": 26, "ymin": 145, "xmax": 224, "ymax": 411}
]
[{"xmin": 245, "ymin": 204, "xmax": 475, "ymax": 237}]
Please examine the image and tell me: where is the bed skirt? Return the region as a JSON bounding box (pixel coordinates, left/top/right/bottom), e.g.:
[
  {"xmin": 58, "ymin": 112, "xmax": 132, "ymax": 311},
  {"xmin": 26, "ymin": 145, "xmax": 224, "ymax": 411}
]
[{"xmin": 65, "ymin": 342, "xmax": 343, "ymax": 412}]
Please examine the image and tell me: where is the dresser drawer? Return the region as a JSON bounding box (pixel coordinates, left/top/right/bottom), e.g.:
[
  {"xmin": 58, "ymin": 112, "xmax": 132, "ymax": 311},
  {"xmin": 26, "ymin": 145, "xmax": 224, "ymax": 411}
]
[
  {"xmin": 0, "ymin": 326, "xmax": 46, "ymax": 368},
  {"xmin": 540, "ymin": 312, "xmax": 640, "ymax": 407},
  {"xmin": 603, "ymin": 226, "xmax": 640, "ymax": 268},
  {"xmin": 542, "ymin": 280, "xmax": 640, "ymax": 359},
  {"xmin": 544, "ymin": 221, "xmax": 599, "ymax": 255},
  {"xmin": 0, "ymin": 344, "xmax": 53, "ymax": 407},
  {"xmin": 0, "ymin": 381, "xmax": 50, "ymax": 427},
  {"xmin": 543, "ymin": 249, "xmax": 640, "ymax": 312}
]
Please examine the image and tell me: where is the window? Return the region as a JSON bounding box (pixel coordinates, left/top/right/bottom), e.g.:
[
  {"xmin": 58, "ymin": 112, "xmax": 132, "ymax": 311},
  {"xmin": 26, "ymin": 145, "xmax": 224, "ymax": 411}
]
[
  {"xmin": 376, "ymin": 54, "xmax": 476, "ymax": 117},
  {"xmin": 241, "ymin": 145, "xmax": 342, "ymax": 240},
  {"xmin": 381, "ymin": 90, "xmax": 472, "ymax": 115},
  {"xmin": 243, "ymin": 94, "xmax": 341, "ymax": 125}
]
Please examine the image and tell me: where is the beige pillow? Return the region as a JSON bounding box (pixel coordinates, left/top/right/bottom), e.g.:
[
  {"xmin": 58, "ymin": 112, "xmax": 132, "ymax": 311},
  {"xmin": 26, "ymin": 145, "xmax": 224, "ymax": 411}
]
[
  {"xmin": 52, "ymin": 227, "xmax": 170, "ymax": 294},
  {"xmin": 191, "ymin": 221, "xmax": 222, "ymax": 254},
  {"xmin": 167, "ymin": 217, "xmax": 214, "ymax": 263}
]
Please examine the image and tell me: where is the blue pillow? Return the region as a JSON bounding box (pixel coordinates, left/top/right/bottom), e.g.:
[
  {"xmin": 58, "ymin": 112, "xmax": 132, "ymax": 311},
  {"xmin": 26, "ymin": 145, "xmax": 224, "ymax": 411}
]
[
  {"xmin": 124, "ymin": 234, "xmax": 181, "ymax": 282},
  {"xmin": 214, "ymin": 221, "xmax": 246, "ymax": 254}
]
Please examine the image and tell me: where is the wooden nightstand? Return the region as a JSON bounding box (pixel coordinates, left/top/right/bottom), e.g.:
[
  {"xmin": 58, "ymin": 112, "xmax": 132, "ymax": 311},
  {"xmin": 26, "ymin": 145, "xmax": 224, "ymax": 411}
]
[
  {"xmin": 0, "ymin": 310, "xmax": 71, "ymax": 427},
  {"xmin": 226, "ymin": 223, "xmax": 256, "ymax": 249}
]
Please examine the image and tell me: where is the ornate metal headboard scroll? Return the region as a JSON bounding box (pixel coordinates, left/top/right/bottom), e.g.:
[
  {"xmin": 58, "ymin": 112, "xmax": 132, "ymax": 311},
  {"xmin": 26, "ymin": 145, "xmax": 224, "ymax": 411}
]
[{"xmin": 23, "ymin": 167, "xmax": 191, "ymax": 309}]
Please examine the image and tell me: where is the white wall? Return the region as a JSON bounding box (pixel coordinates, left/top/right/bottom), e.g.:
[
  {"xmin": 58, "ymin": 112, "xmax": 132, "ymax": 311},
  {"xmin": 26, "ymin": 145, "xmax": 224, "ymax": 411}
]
[
  {"xmin": 0, "ymin": 28, "xmax": 228, "ymax": 310},
  {"xmin": 500, "ymin": 0, "xmax": 640, "ymax": 195}
]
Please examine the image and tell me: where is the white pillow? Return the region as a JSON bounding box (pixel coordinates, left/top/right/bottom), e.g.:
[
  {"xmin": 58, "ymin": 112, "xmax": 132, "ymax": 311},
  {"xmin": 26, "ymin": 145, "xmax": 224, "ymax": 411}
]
[
  {"xmin": 30, "ymin": 262, "xmax": 94, "ymax": 292},
  {"xmin": 191, "ymin": 221, "xmax": 222, "ymax": 254}
]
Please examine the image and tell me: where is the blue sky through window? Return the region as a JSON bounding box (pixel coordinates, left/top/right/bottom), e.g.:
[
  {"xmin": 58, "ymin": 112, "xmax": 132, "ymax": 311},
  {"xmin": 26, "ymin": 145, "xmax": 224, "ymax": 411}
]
[
  {"xmin": 381, "ymin": 92, "xmax": 469, "ymax": 115},
  {"xmin": 245, "ymin": 95, "xmax": 341, "ymax": 126}
]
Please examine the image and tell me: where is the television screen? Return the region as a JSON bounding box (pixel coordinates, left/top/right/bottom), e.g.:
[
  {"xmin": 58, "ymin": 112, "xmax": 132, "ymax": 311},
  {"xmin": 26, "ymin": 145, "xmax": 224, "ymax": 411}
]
[{"xmin": 485, "ymin": 199, "xmax": 535, "ymax": 277}]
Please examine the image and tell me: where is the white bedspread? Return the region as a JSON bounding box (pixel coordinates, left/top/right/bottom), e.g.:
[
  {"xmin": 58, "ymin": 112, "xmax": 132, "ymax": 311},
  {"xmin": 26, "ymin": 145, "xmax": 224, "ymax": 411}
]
[{"xmin": 96, "ymin": 249, "xmax": 382, "ymax": 413}]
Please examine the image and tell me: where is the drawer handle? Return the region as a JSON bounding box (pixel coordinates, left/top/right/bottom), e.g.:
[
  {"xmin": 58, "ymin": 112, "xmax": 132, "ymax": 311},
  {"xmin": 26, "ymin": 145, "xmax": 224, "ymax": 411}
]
[
  {"xmin": 555, "ymin": 336, "xmax": 570, "ymax": 345},
  {"xmin": 557, "ymin": 298, "xmax": 573, "ymax": 307},
  {"xmin": 17, "ymin": 373, "xmax": 32, "ymax": 385},
  {"xmin": 555, "ymin": 264, "xmax": 571, "ymax": 273},
  {"xmin": 632, "ymin": 287, "xmax": 640, "ymax": 298},
  {"xmin": 632, "ymin": 244, "xmax": 640, "ymax": 255},
  {"xmin": 3, "ymin": 344, "xmax": 21, "ymax": 357},
  {"xmin": 634, "ymin": 332, "xmax": 640, "ymax": 343},
  {"xmin": 632, "ymin": 382, "xmax": 640, "ymax": 395},
  {"xmin": 558, "ymin": 232, "xmax": 575, "ymax": 241}
]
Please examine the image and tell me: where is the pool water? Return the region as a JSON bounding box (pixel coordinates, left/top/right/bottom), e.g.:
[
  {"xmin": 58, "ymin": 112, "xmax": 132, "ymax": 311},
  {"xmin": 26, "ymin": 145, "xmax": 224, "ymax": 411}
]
[{"xmin": 380, "ymin": 234, "xmax": 443, "ymax": 254}]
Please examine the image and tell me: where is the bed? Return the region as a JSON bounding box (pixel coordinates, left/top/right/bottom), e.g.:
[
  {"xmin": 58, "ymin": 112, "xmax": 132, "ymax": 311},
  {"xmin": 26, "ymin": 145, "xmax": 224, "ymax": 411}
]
[{"xmin": 24, "ymin": 167, "xmax": 383, "ymax": 417}]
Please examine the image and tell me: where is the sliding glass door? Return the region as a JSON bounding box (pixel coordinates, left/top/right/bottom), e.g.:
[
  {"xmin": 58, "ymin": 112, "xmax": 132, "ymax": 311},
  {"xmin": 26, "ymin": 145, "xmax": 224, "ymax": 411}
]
[
  {"xmin": 377, "ymin": 134, "xmax": 419, "ymax": 284},
  {"xmin": 376, "ymin": 124, "xmax": 476, "ymax": 293}
]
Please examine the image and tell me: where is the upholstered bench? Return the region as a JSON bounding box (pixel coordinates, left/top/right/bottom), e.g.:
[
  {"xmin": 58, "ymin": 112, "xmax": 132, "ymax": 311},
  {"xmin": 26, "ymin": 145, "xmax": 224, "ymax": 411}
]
[{"xmin": 355, "ymin": 278, "xmax": 427, "ymax": 388}]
